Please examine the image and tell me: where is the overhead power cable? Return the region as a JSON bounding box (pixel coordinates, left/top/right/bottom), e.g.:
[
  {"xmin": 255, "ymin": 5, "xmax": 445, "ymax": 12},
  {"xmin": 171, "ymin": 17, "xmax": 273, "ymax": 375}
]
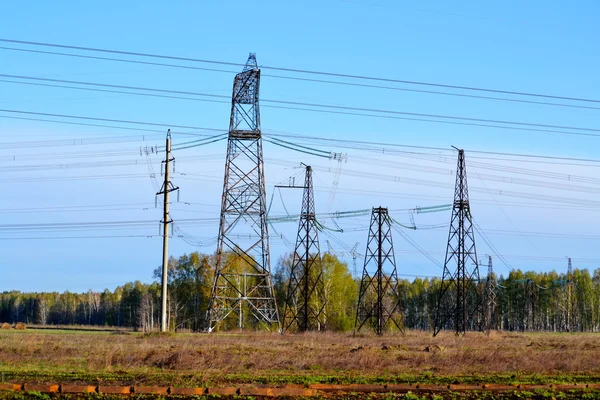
[
  {"xmin": 0, "ymin": 114, "xmax": 211, "ymax": 136},
  {"xmin": 264, "ymin": 132, "xmax": 600, "ymax": 165},
  {"xmin": 267, "ymin": 136, "xmax": 331, "ymax": 156},
  {"xmin": 171, "ymin": 133, "xmax": 228, "ymax": 151},
  {"xmin": 472, "ymin": 222, "xmax": 514, "ymax": 273},
  {"xmin": 348, "ymin": 153, "xmax": 600, "ymax": 188},
  {"xmin": 0, "ymin": 108, "xmax": 219, "ymax": 132},
  {"xmin": 3, "ymin": 47, "xmax": 597, "ymax": 112},
  {"xmin": 390, "ymin": 249, "xmax": 600, "ymax": 264},
  {"xmin": 2, "ymin": 76, "xmax": 600, "ymax": 137},
  {"xmin": 2, "ymin": 38, "xmax": 599, "ymax": 105},
  {"xmin": 274, "ymin": 159, "xmax": 600, "ymax": 206},
  {"xmin": 0, "ymin": 74, "xmax": 231, "ymax": 101},
  {"xmin": 3, "ymin": 108, "xmax": 599, "ymax": 174},
  {"xmin": 388, "ymin": 224, "xmax": 600, "ymax": 240},
  {"xmin": 1, "ymin": 79, "xmax": 576, "ymax": 138},
  {"xmin": 1, "ymin": 106, "xmax": 598, "ymax": 165},
  {"xmin": 0, "ymin": 234, "xmax": 158, "ymax": 240},
  {"xmin": 0, "ymin": 202, "xmax": 155, "ymax": 214},
  {"xmin": 390, "ymin": 223, "xmax": 442, "ymax": 267},
  {"xmin": 264, "ymin": 138, "xmax": 331, "ymax": 158},
  {"xmin": 0, "ymin": 134, "xmax": 161, "ymax": 150},
  {"xmin": 0, "ymin": 78, "xmax": 232, "ymax": 105}
]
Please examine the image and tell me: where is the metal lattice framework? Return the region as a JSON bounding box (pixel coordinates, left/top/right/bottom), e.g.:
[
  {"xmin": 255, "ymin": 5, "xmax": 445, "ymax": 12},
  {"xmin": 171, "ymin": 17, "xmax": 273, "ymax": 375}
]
[
  {"xmin": 558, "ymin": 257, "xmax": 575, "ymax": 332},
  {"xmin": 355, "ymin": 207, "xmax": 404, "ymax": 335},
  {"xmin": 434, "ymin": 149, "xmax": 483, "ymax": 336},
  {"xmin": 282, "ymin": 165, "xmax": 327, "ymax": 332},
  {"xmin": 483, "ymin": 256, "xmax": 497, "ymax": 331},
  {"xmin": 206, "ymin": 54, "xmax": 279, "ymax": 331},
  {"xmin": 524, "ymin": 279, "xmax": 537, "ymax": 331},
  {"xmin": 566, "ymin": 257, "xmax": 574, "ymax": 331}
]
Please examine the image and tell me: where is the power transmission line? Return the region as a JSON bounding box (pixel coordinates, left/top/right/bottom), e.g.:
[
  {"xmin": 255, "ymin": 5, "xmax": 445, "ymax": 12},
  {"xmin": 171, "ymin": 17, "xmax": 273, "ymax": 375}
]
[
  {"xmin": 2, "ymin": 108, "xmax": 598, "ymax": 166},
  {"xmin": 0, "ymin": 202, "xmax": 156, "ymax": 214},
  {"xmin": 5, "ymin": 45, "xmax": 598, "ymax": 112},
  {"xmin": 3, "ymin": 76, "xmax": 600, "ymax": 137},
  {"xmin": 0, "ymin": 234, "xmax": 159, "ymax": 240},
  {"xmin": 0, "ymin": 108, "xmax": 219, "ymax": 131},
  {"xmin": 264, "ymin": 133, "xmax": 600, "ymax": 164},
  {"xmin": 0, "ymin": 114, "xmax": 211, "ymax": 136},
  {"xmin": 2, "ymin": 38, "xmax": 599, "ymax": 105},
  {"xmin": 0, "ymin": 134, "xmax": 162, "ymax": 150}
]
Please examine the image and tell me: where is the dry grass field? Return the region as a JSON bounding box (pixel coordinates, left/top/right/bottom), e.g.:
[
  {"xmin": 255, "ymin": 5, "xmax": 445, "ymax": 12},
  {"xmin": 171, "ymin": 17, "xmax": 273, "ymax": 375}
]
[{"xmin": 0, "ymin": 329, "xmax": 599, "ymax": 388}]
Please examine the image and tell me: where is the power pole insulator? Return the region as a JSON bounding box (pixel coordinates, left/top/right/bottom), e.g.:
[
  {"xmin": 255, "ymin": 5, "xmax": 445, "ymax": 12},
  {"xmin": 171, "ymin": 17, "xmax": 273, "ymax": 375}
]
[
  {"xmin": 355, "ymin": 206, "xmax": 404, "ymax": 335},
  {"xmin": 156, "ymin": 129, "xmax": 179, "ymax": 333},
  {"xmin": 434, "ymin": 149, "xmax": 483, "ymax": 336},
  {"xmin": 282, "ymin": 165, "xmax": 327, "ymax": 332},
  {"xmin": 206, "ymin": 54, "xmax": 279, "ymax": 332}
]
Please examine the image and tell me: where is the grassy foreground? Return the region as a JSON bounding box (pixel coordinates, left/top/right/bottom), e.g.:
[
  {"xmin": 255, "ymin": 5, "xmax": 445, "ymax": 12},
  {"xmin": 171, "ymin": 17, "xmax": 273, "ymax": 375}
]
[{"xmin": 0, "ymin": 329, "xmax": 599, "ymax": 388}]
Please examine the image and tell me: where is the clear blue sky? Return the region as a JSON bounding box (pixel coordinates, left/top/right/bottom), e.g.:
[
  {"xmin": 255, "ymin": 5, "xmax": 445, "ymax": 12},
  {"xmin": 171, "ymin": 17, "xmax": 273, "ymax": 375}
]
[{"xmin": 1, "ymin": 1, "xmax": 599, "ymax": 292}]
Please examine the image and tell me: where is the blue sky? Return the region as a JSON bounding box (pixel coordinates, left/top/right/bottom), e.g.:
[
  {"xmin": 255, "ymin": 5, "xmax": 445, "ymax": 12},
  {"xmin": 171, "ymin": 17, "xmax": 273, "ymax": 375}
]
[{"xmin": 1, "ymin": 1, "xmax": 599, "ymax": 292}]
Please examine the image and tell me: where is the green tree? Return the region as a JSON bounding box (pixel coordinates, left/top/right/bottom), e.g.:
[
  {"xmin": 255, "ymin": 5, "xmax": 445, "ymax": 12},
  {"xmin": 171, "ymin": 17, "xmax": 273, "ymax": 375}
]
[
  {"xmin": 153, "ymin": 251, "xmax": 214, "ymax": 331},
  {"xmin": 321, "ymin": 253, "xmax": 357, "ymax": 331}
]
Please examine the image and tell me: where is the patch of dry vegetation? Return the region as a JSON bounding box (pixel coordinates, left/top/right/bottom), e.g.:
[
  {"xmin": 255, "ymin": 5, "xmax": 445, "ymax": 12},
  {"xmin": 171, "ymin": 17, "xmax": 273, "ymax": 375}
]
[
  {"xmin": 0, "ymin": 329, "xmax": 598, "ymax": 386},
  {"xmin": 13, "ymin": 322, "xmax": 25, "ymax": 330}
]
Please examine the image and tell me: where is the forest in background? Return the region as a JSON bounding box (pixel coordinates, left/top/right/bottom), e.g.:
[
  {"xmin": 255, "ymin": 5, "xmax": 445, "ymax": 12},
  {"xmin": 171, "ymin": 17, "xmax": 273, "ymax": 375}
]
[{"xmin": 2, "ymin": 251, "xmax": 600, "ymax": 332}]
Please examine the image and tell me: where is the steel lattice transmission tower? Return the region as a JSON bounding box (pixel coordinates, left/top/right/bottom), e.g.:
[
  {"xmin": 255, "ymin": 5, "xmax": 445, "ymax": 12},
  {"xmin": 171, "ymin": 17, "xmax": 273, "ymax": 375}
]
[
  {"xmin": 282, "ymin": 165, "xmax": 326, "ymax": 332},
  {"xmin": 434, "ymin": 148, "xmax": 483, "ymax": 336},
  {"xmin": 564, "ymin": 257, "xmax": 575, "ymax": 332},
  {"xmin": 206, "ymin": 54, "xmax": 279, "ymax": 331},
  {"xmin": 483, "ymin": 256, "xmax": 497, "ymax": 331},
  {"xmin": 524, "ymin": 279, "xmax": 537, "ymax": 331},
  {"xmin": 355, "ymin": 207, "xmax": 404, "ymax": 335}
]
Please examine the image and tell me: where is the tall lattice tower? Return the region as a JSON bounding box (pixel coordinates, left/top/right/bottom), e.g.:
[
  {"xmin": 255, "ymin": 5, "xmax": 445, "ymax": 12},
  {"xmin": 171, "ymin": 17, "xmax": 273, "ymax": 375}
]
[
  {"xmin": 483, "ymin": 256, "xmax": 497, "ymax": 331},
  {"xmin": 564, "ymin": 257, "xmax": 575, "ymax": 331},
  {"xmin": 434, "ymin": 148, "xmax": 483, "ymax": 336},
  {"xmin": 355, "ymin": 207, "xmax": 404, "ymax": 335},
  {"xmin": 524, "ymin": 279, "xmax": 537, "ymax": 331},
  {"xmin": 206, "ymin": 54, "xmax": 279, "ymax": 331},
  {"xmin": 282, "ymin": 165, "xmax": 326, "ymax": 332}
]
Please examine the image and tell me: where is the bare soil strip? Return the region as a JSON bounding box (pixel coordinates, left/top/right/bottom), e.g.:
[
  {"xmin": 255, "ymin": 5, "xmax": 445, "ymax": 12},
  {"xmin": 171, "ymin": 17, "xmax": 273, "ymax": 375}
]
[{"xmin": 1, "ymin": 382, "xmax": 600, "ymax": 397}]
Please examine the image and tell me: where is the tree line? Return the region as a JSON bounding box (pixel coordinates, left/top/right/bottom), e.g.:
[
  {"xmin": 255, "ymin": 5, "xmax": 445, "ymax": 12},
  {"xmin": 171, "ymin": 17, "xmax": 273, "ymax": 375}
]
[{"xmin": 1, "ymin": 251, "xmax": 599, "ymax": 332}]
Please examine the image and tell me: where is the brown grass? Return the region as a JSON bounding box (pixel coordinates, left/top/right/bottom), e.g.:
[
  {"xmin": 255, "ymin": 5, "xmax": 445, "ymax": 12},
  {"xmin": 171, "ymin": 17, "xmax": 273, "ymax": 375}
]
[
  {"xmin": 0, "ymin": 329, "xmax": 599, "ymax": 385},
  {"xmin": 23, "ymin": 324, "xmax": 132, "ymax": 332}
]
